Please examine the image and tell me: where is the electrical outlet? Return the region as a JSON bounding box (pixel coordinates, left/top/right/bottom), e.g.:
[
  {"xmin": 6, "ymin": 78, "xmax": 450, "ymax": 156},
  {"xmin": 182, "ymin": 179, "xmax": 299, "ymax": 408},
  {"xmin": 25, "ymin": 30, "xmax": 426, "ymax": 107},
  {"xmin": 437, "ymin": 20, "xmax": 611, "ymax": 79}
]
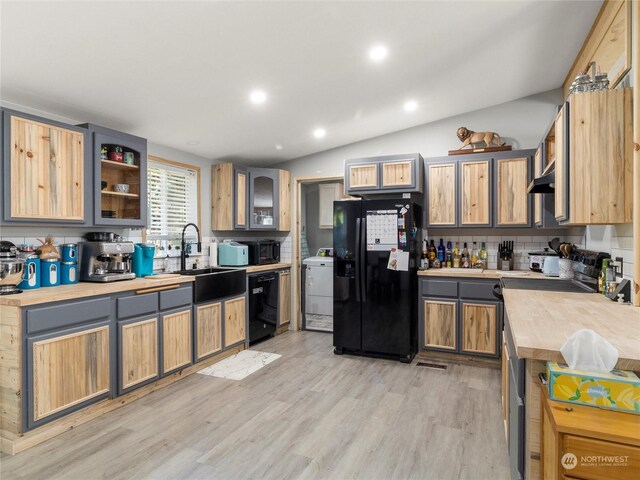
[{"xmin": 612, "ymin": 257, "xmax": 623, "ymax": 278}]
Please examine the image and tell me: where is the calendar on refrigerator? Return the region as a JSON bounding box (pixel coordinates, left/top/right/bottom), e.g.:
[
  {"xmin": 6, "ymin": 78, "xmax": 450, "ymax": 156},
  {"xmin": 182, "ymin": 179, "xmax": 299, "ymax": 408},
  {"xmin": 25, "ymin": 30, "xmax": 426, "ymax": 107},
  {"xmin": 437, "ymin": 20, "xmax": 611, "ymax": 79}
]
[{"xmin": 366, "ymin": 209, "xmax": 398, "ymax": 251}]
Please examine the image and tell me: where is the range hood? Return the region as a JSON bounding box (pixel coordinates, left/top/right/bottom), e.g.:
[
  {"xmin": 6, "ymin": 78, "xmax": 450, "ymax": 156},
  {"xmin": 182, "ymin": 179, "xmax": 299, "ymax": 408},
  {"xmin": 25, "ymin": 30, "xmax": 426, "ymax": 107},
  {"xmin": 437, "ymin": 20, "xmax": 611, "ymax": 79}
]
[{"xmin": 527, "ymin": 169, "xmax": 555, "ymax": 194}]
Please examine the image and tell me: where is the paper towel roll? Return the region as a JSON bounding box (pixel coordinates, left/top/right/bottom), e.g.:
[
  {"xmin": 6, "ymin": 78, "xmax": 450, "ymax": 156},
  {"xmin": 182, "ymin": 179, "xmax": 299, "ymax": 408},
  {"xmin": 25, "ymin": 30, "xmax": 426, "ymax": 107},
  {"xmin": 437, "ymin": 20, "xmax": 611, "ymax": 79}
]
[{"xmin": 209, "ymin": 242, "xmax": 218, "ymax": 267}]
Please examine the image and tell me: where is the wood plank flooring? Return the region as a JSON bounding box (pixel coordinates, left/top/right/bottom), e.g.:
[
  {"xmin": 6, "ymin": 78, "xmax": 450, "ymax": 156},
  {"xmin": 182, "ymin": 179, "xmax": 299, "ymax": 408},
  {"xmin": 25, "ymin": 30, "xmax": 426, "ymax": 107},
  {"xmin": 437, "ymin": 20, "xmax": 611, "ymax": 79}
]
[{"xmin": 0, "ymin": 331, "xmax": 509, "ymax": 480}]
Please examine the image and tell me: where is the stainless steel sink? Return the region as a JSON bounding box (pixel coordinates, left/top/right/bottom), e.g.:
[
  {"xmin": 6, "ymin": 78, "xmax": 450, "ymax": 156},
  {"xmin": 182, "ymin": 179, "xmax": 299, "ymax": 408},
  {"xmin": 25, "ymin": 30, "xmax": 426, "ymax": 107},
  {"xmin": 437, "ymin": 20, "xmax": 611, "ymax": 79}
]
[{"xmin": 175, "ymin": 267, "xmax": 246, "ymax": 303}]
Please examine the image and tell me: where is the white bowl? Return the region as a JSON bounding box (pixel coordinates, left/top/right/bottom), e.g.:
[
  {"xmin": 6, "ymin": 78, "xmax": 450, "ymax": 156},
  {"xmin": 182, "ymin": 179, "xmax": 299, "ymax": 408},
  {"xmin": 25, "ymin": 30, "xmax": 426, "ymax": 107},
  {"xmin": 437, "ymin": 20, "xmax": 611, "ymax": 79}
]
[{"xmin": 114, "ymin": 184, "xmax": 130, "ymax": 193}]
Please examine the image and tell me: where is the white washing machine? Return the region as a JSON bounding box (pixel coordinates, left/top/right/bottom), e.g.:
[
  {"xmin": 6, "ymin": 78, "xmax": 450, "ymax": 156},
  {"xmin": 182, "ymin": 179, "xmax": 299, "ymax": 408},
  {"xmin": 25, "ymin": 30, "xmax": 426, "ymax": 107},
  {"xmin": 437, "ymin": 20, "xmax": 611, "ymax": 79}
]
[{"xmin": 303, "ymin": 250, "xmax": 333, "ymax": 316}]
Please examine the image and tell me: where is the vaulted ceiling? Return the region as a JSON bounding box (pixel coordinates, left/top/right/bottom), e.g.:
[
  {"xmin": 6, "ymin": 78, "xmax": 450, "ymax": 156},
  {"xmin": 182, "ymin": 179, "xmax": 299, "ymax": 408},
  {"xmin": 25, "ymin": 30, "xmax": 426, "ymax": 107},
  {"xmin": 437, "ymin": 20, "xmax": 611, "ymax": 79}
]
[{"xmin": 1, "ymin": 1, "xmax": 601, "ymax": 165}]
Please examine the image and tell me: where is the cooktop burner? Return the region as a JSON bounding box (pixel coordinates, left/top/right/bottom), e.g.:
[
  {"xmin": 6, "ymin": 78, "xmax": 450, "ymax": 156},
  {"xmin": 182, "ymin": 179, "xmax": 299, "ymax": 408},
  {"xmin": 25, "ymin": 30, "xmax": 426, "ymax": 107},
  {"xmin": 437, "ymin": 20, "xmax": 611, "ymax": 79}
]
[{"xmin": 501, "ymin": 278, "xmax": 594, "ymax": 293}]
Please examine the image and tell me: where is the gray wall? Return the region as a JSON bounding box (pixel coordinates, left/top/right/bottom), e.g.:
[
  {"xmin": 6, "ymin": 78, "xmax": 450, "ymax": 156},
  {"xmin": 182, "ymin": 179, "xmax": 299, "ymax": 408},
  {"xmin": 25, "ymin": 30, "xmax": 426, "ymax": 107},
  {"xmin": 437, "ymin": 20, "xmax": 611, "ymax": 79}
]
[
  {"xmin": 273, "ymin": 89, "xmax": 563, "ymax": 177},
  {"xmin": 303, "ymin": 182, "xmax": 338, "ymax": 257}
]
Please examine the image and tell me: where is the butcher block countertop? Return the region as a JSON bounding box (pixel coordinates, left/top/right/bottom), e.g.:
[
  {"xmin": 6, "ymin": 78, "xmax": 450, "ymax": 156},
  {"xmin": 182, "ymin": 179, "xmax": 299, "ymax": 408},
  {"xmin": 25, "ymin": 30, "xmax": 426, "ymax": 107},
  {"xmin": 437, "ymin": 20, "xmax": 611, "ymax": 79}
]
[
  {"xmin": 218, "ymin": 263, "xmax": 292, "ymax": 273},
  {"xmin": 418, "ymin": 268, "xmax": 548, "ymax": 279},
  {"xmin": 503, "ymin": 289, "xmax": 640, "ymax": 371},
  {"xmin": 0, "ymin": 275, "xmax": 195, "ymax": 307}
]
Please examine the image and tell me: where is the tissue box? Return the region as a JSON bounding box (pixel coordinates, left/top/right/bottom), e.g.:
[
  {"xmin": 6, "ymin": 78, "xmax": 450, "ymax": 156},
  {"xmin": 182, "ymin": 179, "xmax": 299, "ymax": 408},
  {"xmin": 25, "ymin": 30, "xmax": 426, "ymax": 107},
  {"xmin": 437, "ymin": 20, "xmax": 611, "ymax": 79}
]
[{"xmin": 547, "ymin": 362, "xmax": 640, "ymax": 414}]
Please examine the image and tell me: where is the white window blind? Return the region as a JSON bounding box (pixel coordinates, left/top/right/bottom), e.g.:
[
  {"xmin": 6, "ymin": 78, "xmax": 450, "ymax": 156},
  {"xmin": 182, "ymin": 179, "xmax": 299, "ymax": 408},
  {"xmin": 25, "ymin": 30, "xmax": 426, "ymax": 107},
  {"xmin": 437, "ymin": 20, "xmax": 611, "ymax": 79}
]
[{"xmin": 147, "ymin": 160, "xmax": 198, "ymax": 239}]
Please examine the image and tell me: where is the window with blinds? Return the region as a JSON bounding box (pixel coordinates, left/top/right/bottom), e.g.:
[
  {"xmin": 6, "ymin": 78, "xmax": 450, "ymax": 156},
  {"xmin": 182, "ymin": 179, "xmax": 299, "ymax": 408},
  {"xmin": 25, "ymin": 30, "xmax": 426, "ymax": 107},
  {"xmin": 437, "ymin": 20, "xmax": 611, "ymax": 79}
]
[{"xmin": 147, "ymin": 160, "xmax": 198, "ymax": 239}]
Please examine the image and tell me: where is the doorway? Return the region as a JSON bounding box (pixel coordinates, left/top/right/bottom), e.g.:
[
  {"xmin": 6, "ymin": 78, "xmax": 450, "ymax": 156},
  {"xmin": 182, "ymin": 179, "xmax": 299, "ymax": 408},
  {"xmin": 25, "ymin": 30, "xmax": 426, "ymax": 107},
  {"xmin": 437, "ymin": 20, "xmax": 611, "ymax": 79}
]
[{"xmin": 291, "ymin": 175, "xmax": 345, "ymax": 333}]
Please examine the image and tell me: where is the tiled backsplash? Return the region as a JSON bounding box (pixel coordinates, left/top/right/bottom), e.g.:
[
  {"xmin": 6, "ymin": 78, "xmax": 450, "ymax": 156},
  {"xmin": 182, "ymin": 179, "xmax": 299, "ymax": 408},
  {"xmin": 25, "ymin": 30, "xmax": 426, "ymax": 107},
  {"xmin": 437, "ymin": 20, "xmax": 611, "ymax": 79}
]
[
  {"xmin": 0, "ymin": 227, "xmax": 293, "ymax": 274},
  {"xmin": 424, "ymin": 230, "xmax": 584, "ymax": 271}
]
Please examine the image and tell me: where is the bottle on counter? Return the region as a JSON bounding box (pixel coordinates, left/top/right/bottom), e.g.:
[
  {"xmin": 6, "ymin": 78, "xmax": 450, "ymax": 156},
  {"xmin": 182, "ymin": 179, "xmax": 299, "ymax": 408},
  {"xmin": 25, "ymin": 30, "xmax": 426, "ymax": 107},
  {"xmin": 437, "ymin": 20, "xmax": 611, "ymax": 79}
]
[
  {"xmin": 428, "ymin": 240, "xmax": 437, "ymax": 265},
  {"xmin": 461, "ymin": 242, "xmax": 470, "ymax": 268},
  {"xmin": 437, "ymin": 239, "xmax": 445, "ymax": 263},
  {"xmin": 421, "ymin": 239, "xmax": 429, "ymax": 269},
  {"xmin": 479, "ymin": 242, "xmax": 488, "ymax": 264},
  {"xmin": 599, "ymin": 259, "xmax": 609, "ymax": 294},
  {"xmin": 471, "ymin": 242, "xmax": 478, "ymax": 266},
  {"xmin": 605, "ymin": 261, "xmax": 616, "ymax": 296},
  {"xmin": 452, "ymin": 242, "xmax": 460, "ymax": 268},
  {"xmin": 445, "ymin": 241, "xmax": 453, "ymax": 268}
]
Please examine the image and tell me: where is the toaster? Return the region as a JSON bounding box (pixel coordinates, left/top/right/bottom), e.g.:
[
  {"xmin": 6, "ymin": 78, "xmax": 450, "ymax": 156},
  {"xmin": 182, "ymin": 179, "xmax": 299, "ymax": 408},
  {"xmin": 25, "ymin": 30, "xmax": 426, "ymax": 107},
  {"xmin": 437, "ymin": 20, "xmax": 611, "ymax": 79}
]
[{"xmin": 218, "ymin": 241, "xmax": 248, "ymax": 266}]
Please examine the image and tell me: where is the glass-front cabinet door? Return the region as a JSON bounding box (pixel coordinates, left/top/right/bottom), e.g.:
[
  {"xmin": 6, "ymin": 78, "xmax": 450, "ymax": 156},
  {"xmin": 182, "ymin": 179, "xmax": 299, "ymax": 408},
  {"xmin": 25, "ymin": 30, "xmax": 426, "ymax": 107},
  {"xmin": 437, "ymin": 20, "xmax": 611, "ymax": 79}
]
[{"xmin": 248, "ymin": 168, "xmax": 278, "ymax": 229}]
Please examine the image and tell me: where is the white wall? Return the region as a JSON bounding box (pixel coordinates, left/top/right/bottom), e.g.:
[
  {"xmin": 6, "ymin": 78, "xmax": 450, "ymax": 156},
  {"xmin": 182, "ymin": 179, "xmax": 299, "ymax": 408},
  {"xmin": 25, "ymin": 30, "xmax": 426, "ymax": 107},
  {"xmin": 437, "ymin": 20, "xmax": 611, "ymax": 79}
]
[{"xmin": 273, "ymin": 89, "xmax": 563, "ymax": 177}]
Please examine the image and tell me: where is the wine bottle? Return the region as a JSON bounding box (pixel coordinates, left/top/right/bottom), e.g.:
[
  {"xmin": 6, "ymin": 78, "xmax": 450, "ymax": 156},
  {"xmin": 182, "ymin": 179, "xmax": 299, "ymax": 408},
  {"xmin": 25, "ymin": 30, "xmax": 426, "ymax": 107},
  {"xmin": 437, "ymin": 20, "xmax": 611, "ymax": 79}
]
[{"xmin": 437, "ymin": 239, "xmax": 445, "ymax": 263}]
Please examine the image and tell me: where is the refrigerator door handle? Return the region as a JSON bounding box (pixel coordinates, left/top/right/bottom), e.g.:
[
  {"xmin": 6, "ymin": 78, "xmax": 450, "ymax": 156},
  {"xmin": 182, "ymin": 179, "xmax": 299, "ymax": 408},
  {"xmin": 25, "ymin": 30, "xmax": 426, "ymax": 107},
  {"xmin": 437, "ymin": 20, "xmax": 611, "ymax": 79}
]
[
  {"xmin": 360, "ymin": 217, "xmax": 366, "ymax": 303},
  {"xmin": 355, "ymin": 218, "xmax": 361, "ymax": 302}
]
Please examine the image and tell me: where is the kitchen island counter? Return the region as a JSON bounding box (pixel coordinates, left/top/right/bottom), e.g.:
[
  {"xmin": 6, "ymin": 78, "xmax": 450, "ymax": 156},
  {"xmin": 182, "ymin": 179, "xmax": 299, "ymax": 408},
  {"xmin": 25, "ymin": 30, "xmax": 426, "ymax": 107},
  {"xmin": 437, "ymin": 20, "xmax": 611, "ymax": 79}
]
[{"xmin": 503, "ymin": 289, "xmax": 640, "ymax": 370}]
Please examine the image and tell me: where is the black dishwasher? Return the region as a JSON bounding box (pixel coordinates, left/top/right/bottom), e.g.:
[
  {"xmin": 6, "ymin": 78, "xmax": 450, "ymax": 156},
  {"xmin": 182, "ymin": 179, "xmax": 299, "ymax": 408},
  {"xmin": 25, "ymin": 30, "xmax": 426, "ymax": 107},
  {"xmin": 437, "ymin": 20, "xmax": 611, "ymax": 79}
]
[{"xmin": 248, "ymin": 272, "xmax": 279, "ymax": 344}]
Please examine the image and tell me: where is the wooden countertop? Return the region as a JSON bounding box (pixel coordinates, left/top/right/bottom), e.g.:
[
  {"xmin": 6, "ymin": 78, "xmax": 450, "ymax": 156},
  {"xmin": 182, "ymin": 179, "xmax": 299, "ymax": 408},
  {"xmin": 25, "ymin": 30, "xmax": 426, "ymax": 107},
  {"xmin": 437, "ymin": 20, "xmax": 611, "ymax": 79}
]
[
  {"xmin": 0, "ymin": 276, "xmax": 194, "ymax": 307},
  {"xmin": 217, "ymin": 263, "xmax": 292, "ymax": 273},
  {"xmin": 503, "ymin": 289, "xmax": 640, "ymax": 371},
  {"xmin": 418, "ymin": 268, "xmax": 548, "ymax": 279}
]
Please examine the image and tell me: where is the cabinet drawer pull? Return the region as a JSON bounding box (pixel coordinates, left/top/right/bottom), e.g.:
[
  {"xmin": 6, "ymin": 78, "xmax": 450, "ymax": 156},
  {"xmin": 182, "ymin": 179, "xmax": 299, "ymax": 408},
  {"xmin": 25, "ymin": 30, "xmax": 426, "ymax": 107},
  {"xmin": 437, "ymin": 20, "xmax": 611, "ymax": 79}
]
[{"xmin": 136, "ymin": 285, "xmax": 179, "ymax": 295}]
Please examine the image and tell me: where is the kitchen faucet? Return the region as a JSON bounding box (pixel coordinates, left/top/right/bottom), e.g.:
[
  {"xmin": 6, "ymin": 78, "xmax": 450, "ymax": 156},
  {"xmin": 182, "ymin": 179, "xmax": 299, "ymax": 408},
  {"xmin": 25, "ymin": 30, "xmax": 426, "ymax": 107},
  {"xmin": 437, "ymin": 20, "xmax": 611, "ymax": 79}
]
[{"xmin": 180, "ymin": 223, "xmax": 202, "ymax": 271}]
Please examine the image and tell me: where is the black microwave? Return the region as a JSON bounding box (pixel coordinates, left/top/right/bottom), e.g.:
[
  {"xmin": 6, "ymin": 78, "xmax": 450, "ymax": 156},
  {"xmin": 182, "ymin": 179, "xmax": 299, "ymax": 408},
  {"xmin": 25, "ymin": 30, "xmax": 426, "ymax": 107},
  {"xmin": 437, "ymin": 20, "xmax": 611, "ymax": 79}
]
[{"xmin": 242, "ymin": 240, "xmax": 280, "ymax": 265}]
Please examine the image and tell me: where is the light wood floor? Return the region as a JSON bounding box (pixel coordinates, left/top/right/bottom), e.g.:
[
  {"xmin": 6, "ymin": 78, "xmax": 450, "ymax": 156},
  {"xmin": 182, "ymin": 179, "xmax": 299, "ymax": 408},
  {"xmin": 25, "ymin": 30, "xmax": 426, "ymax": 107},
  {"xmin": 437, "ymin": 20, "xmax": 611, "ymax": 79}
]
[{"xmin": 0, "ymin": 331, "xmax": 510, "ymax": 480}]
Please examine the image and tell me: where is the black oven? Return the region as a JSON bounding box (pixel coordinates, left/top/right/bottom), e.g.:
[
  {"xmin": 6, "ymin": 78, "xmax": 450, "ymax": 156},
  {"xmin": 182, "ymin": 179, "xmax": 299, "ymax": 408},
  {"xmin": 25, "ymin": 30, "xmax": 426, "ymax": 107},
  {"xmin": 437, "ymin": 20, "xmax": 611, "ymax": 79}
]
[{"xmin": 242, "ymin": 240, "xmax": 280, "ymax": 265}]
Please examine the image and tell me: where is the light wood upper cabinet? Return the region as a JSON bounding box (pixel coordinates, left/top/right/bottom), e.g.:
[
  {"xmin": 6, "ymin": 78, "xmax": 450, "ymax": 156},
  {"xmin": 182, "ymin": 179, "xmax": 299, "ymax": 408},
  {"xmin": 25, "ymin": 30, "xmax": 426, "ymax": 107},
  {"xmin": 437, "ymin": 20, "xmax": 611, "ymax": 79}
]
[
  {"xmin": 427, "ymin": 163, "xmax": 457, "ymax": 226},
  {"xmin": 6, "ymin": 112, "xmax": 85, "ymax": 222},
  {"xmin": 423, "ymin": 299, "xmax": 457, "ymax": 350},
  {"xmin": 495, "ymin": 157, "xmax": 530, "ymax": 226},
  {"xmin": 120, "ymin": 318, "xmax": 159, "ymax": 391},
  {"xmin": 211, "ymin": 163, "xmax": 290, "ymax": 231},
  {"xmin": 162, "ymin": 309, "xmax": 192, "ymax": 374},
  {"xmin": 460, "ymin": 159, "xmax": 491, "ymax": 226},
  {"xmin": 279, "ymin": 270, "xmax": 291, "ymax": 327},
  {"xmin": 195, "ymin": 302, "xmax": 222, "ymax": 361},
  {"xmin": 278, "ymin": 169, "xmax": 291, "ymax": 231},
  {"xmin": 381, "ymin": 160, "xmax": 413, "ymax": 187},
  {"xmin": 564, "ymin": 88, "xmax": 633, "ymax": 225},
  {"xmin": 31, "ymin": 325, "xmax": 110, "ymax": 422},
  {"xmin": 235, "ymin": 169, "xmax": 247, "ymax": 229},
  {"xmin": 224, "ymin": 296, "xmax": 246, "ymax": 347},
  {"xmin": 460, "ymin": 302, "xmax": 497, "ymax": 355},
  {"xmin": 348, "ymin": 164, "xmax": 378, "ymax": 190},
  {"xmin": 211, "ymin": 163, "xmax": 234, "ymax": 230},
  {"xmin": 345, "ymin": 154, "xmax": 422, "ymax": 195}
]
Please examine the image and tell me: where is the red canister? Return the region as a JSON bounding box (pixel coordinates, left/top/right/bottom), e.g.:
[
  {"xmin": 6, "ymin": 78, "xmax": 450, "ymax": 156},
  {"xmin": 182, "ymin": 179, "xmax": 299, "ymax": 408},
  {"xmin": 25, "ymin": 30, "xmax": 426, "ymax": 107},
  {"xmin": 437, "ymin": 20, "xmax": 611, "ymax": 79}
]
[{"xmin": 108, "ymin": 146, "xmax": 124, "ymax": 162}]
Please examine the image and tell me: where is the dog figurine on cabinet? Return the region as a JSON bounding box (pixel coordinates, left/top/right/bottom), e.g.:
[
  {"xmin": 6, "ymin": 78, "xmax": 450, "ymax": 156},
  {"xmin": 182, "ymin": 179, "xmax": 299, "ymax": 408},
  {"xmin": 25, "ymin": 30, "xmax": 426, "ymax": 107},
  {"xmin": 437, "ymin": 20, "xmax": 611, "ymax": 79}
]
[{"xmin": 456, "ymin": 127, "xmax": 505, "ymax": 150}]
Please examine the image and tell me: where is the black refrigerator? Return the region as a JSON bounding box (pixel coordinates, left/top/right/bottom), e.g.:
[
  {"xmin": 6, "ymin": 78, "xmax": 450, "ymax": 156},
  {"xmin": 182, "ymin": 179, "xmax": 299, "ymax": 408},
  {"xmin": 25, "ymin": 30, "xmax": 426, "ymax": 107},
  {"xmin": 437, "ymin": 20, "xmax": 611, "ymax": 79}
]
[{"xmin": 333, "ymin": 199, "xmax": 421, "ymax": 362}]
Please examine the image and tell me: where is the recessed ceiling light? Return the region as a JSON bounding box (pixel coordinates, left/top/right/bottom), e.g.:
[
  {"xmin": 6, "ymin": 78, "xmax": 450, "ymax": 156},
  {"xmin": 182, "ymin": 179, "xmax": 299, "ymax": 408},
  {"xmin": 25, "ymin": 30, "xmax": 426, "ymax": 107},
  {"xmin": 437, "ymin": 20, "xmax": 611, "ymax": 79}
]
[
  {"xmin": 275, "ymin": 144, "xmax": 283, "ymax": 150},
  {"xmin": 403, "ymin": 100, "xmax": 418, "ymax": 112},
  {"xmin": 187, "ymin": 140, "xmax": 200, "ymax": 146},
  {"xmin": 313, "ymin": 128, "xmax": 326, "ymax": 139},
  {"xmin": 249, "ymin": 89, "xmax": 267, "ymax": 104},
  {"xmin": 368, "ymin": 44, "xmax": 388, "ymax": 62}
]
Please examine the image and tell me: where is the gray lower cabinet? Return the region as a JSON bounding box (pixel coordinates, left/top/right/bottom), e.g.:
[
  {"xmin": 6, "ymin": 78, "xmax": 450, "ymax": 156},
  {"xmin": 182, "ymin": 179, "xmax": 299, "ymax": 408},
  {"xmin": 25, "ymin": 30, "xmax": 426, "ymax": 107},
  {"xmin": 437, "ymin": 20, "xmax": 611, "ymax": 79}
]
[
  {"xmin": 419, "ymin": 277, "xmax": 502, "ymax": 358},
  {"xmin": 115, "ymin": 285, "xmax": 193, "ymax": 377},
  {"xmin": 24, "ymin": 298, "xmax": 113, "ymax": 431},
  {"xmin": 118, "ymin": 315, "xmax": 160, "ymax": 395},
  {"xmin": 21, "ymin": 283, "xmax": 197, "ymax": 432},
  {"xmin": 194, "ymin": 301, "xmax": 223, "ymax": 362}
]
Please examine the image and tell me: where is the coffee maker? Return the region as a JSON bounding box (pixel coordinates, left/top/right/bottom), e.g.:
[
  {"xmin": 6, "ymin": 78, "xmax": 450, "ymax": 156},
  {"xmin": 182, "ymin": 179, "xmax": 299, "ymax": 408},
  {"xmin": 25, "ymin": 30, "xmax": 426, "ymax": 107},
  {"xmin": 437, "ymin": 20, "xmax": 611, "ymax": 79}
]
[{"xmin": 79, "ymin": 241, "xmax": 136, "ymax": 282}]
